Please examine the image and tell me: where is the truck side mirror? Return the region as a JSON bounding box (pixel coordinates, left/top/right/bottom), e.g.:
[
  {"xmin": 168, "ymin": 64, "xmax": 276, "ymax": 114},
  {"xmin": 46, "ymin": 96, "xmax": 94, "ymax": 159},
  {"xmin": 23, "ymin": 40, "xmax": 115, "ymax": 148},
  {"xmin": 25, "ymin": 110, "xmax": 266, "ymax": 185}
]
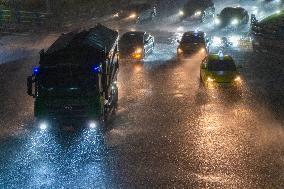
[{"xmin": 27, "ymin": 76, "xmax": 35, "ymax": 97}]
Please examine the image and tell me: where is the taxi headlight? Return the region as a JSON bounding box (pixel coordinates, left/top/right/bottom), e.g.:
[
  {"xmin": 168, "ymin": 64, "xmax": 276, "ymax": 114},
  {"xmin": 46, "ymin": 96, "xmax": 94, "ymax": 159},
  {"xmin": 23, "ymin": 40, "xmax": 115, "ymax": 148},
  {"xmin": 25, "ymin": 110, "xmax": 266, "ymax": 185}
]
[{"xmin": 207, "ymin": 77, "xmax": 215, "ymax": 82}]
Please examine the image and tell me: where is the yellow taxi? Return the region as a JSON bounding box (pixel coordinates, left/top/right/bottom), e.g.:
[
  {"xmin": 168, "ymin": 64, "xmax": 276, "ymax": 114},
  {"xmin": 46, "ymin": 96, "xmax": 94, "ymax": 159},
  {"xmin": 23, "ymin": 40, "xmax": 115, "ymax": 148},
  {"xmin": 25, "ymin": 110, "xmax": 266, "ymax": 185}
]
[{"xmin": 200, "ymin": 52, "xmax": 242, "ymax": 85}]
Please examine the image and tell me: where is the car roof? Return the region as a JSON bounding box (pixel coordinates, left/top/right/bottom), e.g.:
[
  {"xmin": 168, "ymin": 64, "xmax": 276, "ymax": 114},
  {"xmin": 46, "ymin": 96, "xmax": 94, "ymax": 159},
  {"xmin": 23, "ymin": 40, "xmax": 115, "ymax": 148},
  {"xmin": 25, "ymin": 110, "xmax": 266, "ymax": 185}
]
[
  {"xmin": 207, "ymin": 54, "xmax": 234, "ymax": 62},
  {"xmin": 221, "ymin": 6, "xmax": 246, "ymax": 13},
  {"xmin": 122, "ymin": 31, "xmax": 146, "ymax": 38},
  {"xmin": 183, "ymin": 31, "xmax": 205, "ymax": 37}
]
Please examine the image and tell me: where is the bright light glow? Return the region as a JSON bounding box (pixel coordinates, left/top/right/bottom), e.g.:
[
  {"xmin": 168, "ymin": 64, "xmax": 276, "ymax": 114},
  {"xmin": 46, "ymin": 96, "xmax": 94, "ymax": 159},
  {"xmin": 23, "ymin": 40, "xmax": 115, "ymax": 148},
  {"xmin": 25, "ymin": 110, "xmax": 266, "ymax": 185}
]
[
  {"xmin": 113, "ymin": 13, "xmax": 119, "ymax": 18},
  {"xmin": 276, "ymin": 10, "xmax": 281, "ymax": 14},
  {"xmin": 214, "ymin": 18, "xmax": 221, "ymax": 25},
  {"xmin": 92, "ymin": 64, "xmax": 101, "ymax": 73},
  {"xmin": 200, "ymin": 48, "xmax": 205, "ymax": 53},
  {"xmin": 194, "ymin": 11, "xmax": 202, "ymax": 16},
  {"xmin": 39, "ymin": 122, "xmax": 47, "ymax": 130},
  {"xmin": 33, "ymin": 67, "xmax": 39, "ymax": 75},
  {"xmin": 207, "ymin": 77, "xmax": 214, "ymax": 82},
  {"xmin": 231, "ymin": 18, "xmax": 239, "ymax": 25},
  {"xmin": 135, "ymin": 48, "xmax": 142, "ymax": 54},
  {"xmin": 212, "ymin": 36, "xmax": 222, "ymax": 46},
  {"xmin": 89, "ymin": 121, "xmax": 97, "ymax": 129},
  {"xmin": 129, "ymin": 13, "xmax": 137, "ymax": 19},
  {"xmin": 179, "ymin": 10, "xmax": 184, "ymax": 16},
  {"xmin": 228, "ymin": 35, "xmax": 241, "ymax": 47},
  {"xmin": 234, "ymin": 76, "xmax": 242, "ymax": 82},
  {"xmin": 177, "ymin": 48, "xmax": 183, "ymax": 54}
]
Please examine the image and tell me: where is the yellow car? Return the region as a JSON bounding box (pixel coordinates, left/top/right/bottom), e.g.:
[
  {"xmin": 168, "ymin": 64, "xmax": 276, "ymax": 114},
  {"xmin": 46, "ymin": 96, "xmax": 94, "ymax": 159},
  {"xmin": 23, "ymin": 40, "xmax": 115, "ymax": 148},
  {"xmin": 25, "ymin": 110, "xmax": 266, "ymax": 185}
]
[{"xmin": 200, "ymin": 53, "xmax": 242, "ymax": 85}]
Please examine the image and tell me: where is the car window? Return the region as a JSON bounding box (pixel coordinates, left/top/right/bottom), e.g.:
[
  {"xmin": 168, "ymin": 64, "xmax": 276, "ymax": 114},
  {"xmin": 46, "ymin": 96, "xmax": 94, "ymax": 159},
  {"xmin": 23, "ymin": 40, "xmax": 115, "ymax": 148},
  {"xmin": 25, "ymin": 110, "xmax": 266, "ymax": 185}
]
[{"xmin": 208, "ymin": 60, "xmax": 236, "ymax": 71}]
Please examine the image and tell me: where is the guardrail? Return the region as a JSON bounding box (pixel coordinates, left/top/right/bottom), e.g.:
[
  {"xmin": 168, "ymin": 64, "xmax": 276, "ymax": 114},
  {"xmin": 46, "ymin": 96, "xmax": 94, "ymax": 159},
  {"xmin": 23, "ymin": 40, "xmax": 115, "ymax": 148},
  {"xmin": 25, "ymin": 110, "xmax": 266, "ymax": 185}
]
[{"xmin": 0, "ymin": 9, "xmax": 52, "ymax": 32}]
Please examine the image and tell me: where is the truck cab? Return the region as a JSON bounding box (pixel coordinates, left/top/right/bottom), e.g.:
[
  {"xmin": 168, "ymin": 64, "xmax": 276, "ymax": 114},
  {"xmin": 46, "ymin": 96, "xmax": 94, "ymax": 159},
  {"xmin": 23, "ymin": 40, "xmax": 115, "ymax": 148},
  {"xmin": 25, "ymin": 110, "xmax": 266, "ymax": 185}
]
[{"xmin": 27, "ymin": 24, "xmax": 119, "ymax": 130}]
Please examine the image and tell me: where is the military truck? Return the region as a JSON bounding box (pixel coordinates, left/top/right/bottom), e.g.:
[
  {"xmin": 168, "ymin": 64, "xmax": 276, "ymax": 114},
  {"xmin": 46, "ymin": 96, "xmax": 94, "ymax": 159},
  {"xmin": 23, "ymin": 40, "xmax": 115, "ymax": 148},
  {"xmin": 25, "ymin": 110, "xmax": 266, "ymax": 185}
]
[
  {"xmin": 251, "ymin": 11, "xmax": 284, "ymax": 53},
  {"xmin": 27, "ymin": 24, "xmax": 119, "ymax": 130}
]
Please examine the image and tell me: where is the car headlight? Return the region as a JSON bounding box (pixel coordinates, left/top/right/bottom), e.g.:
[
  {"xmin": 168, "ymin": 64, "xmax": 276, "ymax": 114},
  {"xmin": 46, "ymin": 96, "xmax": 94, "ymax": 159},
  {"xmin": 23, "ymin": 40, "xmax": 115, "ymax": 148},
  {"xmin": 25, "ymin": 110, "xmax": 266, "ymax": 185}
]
[
  {"xmin": 214, "ymin": 18, "xmax": 221, "ymax": 25},
  {"xmin": 134, "ymin": 48, "xmax": 142, "ymax": 54},
  {"xmin": 194, "ymin": 11, "xmax": 202, "ymax": 16},
  {"xmin": 231, "ymin": 18, "xmax": 239, "ymax": 25},
  {"xmin": 129, "ymin": 13, "xmax": 137, "ymax": 19},
  {"xmin": 113, "ymin": 13, "xmax": 119, "ymax": 18},
  {"xmin": 179, "ymin": 10, "xmax": 184, "ymax": 16},
  {"xmin": 207, "ymin": 77, "xmax": 215, "ymax": 82},
  {"xmin": 200, "ymin": 48, "xmax": 206, "ymax": 53}
]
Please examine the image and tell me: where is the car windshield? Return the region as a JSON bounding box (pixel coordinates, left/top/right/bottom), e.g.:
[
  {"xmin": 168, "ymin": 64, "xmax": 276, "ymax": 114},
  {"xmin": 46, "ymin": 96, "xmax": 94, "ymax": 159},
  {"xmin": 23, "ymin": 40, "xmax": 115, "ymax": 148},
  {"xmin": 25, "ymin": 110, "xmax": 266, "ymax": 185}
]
[
  {"xmin": 120, "ymin": 34, "xmax": 143, "ymax": 45},
  {"xmin": 208, "ymin": 60, "xmax": 237, "ymax": 71},
  {"xmin": 220, "ymin": 8, "xmax": 243, "ymax": 18},
  {"xmin": 181, "ymin": 34, "xmax": 204, "ymax": 43},
  {"xmin": 39, "ymin": 66, "xmax": 98, "ymax": 91}
]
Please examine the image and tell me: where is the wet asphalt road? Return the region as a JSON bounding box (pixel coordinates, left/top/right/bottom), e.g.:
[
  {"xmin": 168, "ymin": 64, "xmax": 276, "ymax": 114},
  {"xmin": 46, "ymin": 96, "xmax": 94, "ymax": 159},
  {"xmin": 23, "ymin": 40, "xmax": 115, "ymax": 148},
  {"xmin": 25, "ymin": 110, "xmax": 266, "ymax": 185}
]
[{"xmin": 1, "ymin": 2, "xmax": 284, "ymax": 189}]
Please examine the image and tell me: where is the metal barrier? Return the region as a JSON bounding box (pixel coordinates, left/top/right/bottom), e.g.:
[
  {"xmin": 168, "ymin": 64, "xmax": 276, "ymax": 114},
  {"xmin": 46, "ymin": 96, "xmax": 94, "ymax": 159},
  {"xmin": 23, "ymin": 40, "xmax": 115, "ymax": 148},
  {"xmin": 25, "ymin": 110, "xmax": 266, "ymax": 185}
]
[{"xmin": 0, "ymin": 9, "xmax": 52, "ymax": 31}]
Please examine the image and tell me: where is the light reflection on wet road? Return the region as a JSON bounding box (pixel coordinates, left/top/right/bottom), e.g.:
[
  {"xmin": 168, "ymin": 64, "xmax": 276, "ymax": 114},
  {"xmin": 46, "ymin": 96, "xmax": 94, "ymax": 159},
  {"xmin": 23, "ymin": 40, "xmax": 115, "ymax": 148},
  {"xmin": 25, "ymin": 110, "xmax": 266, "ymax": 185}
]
[{"xmin": 0, "ymin": 12, "xmax": 284, "ymax": 189}]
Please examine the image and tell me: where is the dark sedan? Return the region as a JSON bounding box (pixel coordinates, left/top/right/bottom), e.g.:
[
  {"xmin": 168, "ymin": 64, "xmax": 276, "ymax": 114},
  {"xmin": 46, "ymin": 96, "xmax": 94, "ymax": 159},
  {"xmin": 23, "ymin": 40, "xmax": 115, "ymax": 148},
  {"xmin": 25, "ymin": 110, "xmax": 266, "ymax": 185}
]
[
  {"xmin": 214, "ymin": 7, "xmax": 249, "ymax": 28},
  {"xmin": 119, "ymin": 31, "xmax": 155, "ymax": 61}
]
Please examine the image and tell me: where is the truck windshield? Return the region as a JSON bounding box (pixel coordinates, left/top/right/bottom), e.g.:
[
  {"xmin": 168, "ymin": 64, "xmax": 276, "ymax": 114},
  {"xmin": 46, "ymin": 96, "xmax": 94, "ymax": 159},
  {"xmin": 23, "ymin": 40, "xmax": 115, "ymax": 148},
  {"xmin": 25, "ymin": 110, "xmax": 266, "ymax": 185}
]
[
  {"xmin": 208, "ymin": 60, "xmax": 236, "ymax": 71},
  {"xmin": 39, "ymin": 66, "xmax": 98, "ymax": 91}
]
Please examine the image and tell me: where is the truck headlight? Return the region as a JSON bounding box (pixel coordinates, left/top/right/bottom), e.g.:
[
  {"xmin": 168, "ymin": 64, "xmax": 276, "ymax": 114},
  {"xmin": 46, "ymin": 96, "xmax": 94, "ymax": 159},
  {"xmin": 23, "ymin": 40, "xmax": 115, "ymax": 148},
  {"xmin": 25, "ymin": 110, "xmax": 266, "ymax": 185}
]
[
  {"xmin": 134, "ymin": 48, "xmax": 142, "ymax": 54},
  {"xmin": 39, "ymin": 122, "xmax": 48, "ymax": 130},
  {"xmin": 207, "ymin": 77, "xmax": 215, "ymax": 82},
  {"xmin": 231, "ymin": 18, "xmax": 239, "ymax": 25}
]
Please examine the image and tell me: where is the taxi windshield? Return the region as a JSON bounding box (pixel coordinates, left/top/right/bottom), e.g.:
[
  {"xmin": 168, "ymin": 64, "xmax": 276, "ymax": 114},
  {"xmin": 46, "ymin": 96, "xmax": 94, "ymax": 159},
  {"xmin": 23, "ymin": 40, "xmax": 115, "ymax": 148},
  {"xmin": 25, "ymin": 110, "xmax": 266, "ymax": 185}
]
[
  {"xmin": 181, "ymin": 35, "xmax": 204, "ymax": 43},
  {"xmin": 39, "ymin": 66, "xmax": 98, "ymax": 91},
  {"xmin": 208, "ymin": 59, "xmax": 236, "ymax": 71}
]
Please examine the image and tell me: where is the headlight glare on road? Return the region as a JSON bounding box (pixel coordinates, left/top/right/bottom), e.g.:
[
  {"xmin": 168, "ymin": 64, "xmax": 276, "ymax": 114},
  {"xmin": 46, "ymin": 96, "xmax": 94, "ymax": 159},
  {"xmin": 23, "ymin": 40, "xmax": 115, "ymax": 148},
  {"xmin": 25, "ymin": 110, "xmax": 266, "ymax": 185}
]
[
  {"xmin": 214, "ymin": 18, "xmax": 221, "ymax": 25},
  {"xmin": 231, "ymin": 18, "xmax": 239, "ymax": 25}
]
